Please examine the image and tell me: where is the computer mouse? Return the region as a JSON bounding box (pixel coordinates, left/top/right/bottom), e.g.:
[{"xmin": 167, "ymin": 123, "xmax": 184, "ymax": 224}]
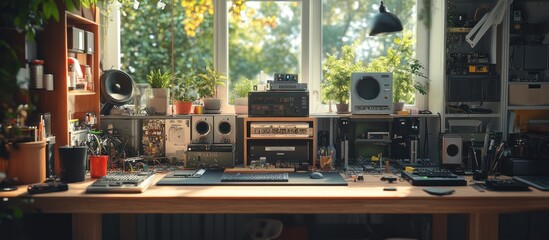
[{"xmin": 310, "ymin": 172, "xmax": 324, "ymax": 179}]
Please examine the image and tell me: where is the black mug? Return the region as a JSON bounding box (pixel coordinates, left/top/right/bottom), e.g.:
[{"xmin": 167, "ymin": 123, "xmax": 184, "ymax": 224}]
[{"xmin": 58, "ymin": 146, "xmax": 87, "ymax": 183}]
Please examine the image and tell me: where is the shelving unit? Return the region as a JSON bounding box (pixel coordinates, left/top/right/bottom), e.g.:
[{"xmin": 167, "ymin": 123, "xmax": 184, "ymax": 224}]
[
  {"xmin": 243, "ymin": 117, "xmax": 317, "ymax": 168},
  {"xmin": 501, "ymin": 0, "xmax": 549, "ymax": 137},
  {"xmin": 34, "ymin": 6, "xmax": 100, "ymax": 174},
  {"xmin": 441, "ymin": 0, "xmax": 503, "ymax": 133}
]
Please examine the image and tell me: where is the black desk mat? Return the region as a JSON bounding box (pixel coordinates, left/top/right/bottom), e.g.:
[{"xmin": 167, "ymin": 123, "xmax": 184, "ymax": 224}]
[{"xmin": 156, "ymin": 170, "xmax": 348, "ymax": 186}]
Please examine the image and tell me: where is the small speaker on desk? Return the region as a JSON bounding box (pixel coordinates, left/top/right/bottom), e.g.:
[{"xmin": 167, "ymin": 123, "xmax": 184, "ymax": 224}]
[{"xmin": 442, "ymin": 134, "xmax": 462, "ymax": 165}]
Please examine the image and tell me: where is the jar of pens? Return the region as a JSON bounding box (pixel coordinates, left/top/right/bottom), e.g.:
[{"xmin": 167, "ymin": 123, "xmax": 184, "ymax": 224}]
[{"xmin": 318, "ymin": 146, "xmax": 334, "ymax": 171}]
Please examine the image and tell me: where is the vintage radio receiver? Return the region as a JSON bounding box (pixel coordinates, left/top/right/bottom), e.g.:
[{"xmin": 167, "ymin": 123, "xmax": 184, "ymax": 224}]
[
  {"xmin": 274, "ymin": 73, "xmax": 298, "ymax": 82},
  {"xmin": 250, "ymin": 122, "xmax": 311, "ymax": 138},
  {"xmin": 186, "ymin": 144, "xmax": 235, "ymax": 169},
  {"xmin": 248, "ymin": 91, "xmax": 309, "ymax": 117},
  {"xmin": 267, "ymin": 81, "xmax": 307, "ymax": 91},
  {"xmin": 249, "ymin": 141, "xmax": 310, "ymax": 166}
]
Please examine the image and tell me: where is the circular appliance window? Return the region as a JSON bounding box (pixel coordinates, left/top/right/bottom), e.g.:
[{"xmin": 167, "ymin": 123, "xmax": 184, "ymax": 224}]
[
  {"xmin": 218, "ymin": 121, "xmax": 232, "ymax": 135},
  {"xmin": 196, "ymin": 121, "xmax": 210, "ymax": 135},
  {"xmin": 356, "ymin": 76, "xmax": 380, "ymax": 100}
]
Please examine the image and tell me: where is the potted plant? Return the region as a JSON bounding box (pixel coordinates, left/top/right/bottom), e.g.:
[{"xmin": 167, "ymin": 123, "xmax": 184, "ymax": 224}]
[
  {"xmin": 232, "ymin": 78, "xmax": 256, "ymax": 115},
  {"xmin": 321, "ymin": 43, "xmax": 366, "ymax": 113},
  {"xmin": 196, "ymin": 65, "xmax": 227, "ymax": 112},
  {"xmin": 147, "ymin": 69, "xmax": 171, "ymax": 115},
  {"xmin": 365, "ymin": 35, "xmax": 429, "ymax": 111},
  {"xmin": 172, "ymin": 72, "xmax": 198, "ymax": 115}
]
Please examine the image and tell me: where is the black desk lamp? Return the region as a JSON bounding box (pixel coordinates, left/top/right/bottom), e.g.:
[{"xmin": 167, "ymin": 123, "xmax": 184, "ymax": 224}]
[{"xmin": 369, "ymin": 1, "xmax": 403, "ymax": 36}]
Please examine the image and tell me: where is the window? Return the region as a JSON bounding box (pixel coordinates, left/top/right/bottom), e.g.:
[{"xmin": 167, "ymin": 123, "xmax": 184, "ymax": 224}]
[
  {"xmin": 227, "ymin": 1, "xmax": 303, "ymax": 104},
  {"xmin": 109, "ymin": 0, "xmax": 424, "ymax": 112},
  {"xmin": 319, "ymin": 0, "xmax": 419, "ymax": 110},
  {"xmin": 119, "ymin": 0, "xmax": 214, "ymax": 83}
]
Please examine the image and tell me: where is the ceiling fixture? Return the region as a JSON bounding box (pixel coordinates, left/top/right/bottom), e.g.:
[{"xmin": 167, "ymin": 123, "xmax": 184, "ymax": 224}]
[{"xmin": 369, "ymin": 1, "xmax": 404, "ymax": 36}]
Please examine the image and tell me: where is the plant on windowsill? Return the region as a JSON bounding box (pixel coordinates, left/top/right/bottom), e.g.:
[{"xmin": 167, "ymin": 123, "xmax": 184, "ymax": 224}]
[
  {"xmin": 364, "ymin": 34, "xmax": 429, "ymax": 112},
  {"xmin": 321, "ymin": 43, "xmax": 366, "ymax": 113},
  {"xmin": 232, "ymin": 78, "xmax": 256, "ymax": 115},
  {"xmin": 196, "ymin": 65, "xmax": 227, "ymax": 112},
  {"xmin": 172, "ymin": 72, "xmax": 198, "ymax": 115},
  {"xmin": 147, "ymin": 69, "xmax": 171, "ymax": 115}
]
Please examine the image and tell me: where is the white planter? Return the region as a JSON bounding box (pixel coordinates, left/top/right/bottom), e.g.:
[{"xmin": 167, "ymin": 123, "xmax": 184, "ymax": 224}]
[
  {"xmin": 150, "ymin": 88, "xmax": 169, "ymax": 115},
  {"xmin": 234, "ymin": 97, "xmax": 248, "ymax": 115},
  {"xmin": 203, "ymin": 98, "xmax": 221, "ymax": 111}
]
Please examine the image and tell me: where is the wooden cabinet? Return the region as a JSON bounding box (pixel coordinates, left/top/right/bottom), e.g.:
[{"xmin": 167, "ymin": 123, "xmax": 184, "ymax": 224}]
[
  {"xmin": 35, "ymin": 6, "xmax": 100, "ymax": 174},
  {"xmin": 243, "ymin": 117, "xmax": 317, "ymax": 168}
]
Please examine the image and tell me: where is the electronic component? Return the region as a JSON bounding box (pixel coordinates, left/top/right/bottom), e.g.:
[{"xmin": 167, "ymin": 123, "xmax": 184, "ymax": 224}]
[
  {"xmin": 28, "ymin": 181, "xmax": 68, "ymax": 194},
  {"xmin": 484, "ymin": 178, "xmax": 530, "ymax": 191},
  {"xmin": 248, "ymin": 91, "xmax": 309, "ymax": 117},
  {"xmin": 250, "ymin": 122, "xmax": 311, "ymax": 138},
  {"xmin": 86, "ymin": 171, "xmax": 155, "ymax": 193},
  {"xmin": 401, "ymin": 168, "xmax": 467, "ymax": 186},
  {"xmin": 165, "ymin": 119, "xmax": 190, "ymax": 161},
  {"xmin": 142, "ymin": 119, "xmax": 165, "ymax": 157},
  {"xmin": 273, "ymin": 73, "xmax": 298, "ymax": 82}
]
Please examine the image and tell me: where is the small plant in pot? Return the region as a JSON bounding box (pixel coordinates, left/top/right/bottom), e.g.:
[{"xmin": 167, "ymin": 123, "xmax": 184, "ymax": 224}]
[
  {"xmin": 321, "ymin": 43, "xmax": 366, "ymax": 113},
  {"xmin": 232, "ymin": 78, "xmax": 256, "ymax": 115},
  {"xmin": 172, "ymin": 72, "xmax": 198, "ymax": 115},
  {"xmin": 364, "ymin": 34, "xmax": 429, "ymax": 112},
  {"xmin": 196, "ymin": 65, "xmax": 227, "ymax": 112},
  {"xmin": 147, "ymin": 69, "xmax": 171, "ymax": 115}
]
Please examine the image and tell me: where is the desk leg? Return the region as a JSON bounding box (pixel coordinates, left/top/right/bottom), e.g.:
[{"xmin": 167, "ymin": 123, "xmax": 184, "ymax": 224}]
[
  {"xmin": 73, "ymin": 213, "xmax": 102, "ymax": 240},
  {"xmin": 432, "ymin": 214, "xmax": 448, "ymax": 240},
  {"xmin": 467, "ymin": 213, "xmax": 498, "ymax": 240}
]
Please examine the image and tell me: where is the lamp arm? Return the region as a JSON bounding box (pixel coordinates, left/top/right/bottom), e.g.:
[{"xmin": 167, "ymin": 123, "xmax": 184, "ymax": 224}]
[{"xmin": 465, "ymin": 0, "xmax": 513, "ymax": 48}]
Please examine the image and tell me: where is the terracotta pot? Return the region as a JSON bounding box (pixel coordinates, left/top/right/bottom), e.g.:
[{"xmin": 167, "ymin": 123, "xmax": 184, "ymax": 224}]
[
  {"xmin": 5, "ymin": 141, "xmax": 47, "ymax": 184},
  {"xmin": 173, "ymin": 100, "xmax": 193, "ymax": 115}
]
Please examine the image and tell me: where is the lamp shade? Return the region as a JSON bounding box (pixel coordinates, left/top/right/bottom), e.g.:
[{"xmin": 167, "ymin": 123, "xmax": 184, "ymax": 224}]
[{"xmin": 369, "ymin": 1, "xmax": 403, "ymax": 36}]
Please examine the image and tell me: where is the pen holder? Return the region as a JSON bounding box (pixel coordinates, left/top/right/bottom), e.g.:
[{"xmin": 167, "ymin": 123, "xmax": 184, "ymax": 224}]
[{"xmin": 320, "ymin": 156, "xmax": 333, "ymax": 171}]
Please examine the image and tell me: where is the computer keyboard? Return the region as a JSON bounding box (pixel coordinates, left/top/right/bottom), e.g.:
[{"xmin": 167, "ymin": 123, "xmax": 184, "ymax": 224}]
[
  {"xmin": 220, "ymin": 172, "xmax": 289, "ymax": 182},
  {"xmin": 413, "ymin": 168, "xmax": 457, "ymax": 178},
  {"xmin": 401, "ymin": 168, "xmax": 467, "ymax": 186},
  {"xmin": 485, "ymin": 178, "xmax": 530, "ymax": 191},
  {"xmin": 513, "ymin": 176, "xmax": 549, "ymax": 191},
  {"xmin": 86, "ymin": 171, "xmax": 156, "ymax": 193}
]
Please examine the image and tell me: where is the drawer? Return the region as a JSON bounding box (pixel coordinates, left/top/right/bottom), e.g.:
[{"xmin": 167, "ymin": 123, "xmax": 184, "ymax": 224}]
[{"xmin": 509, "ymin": 83, "xmax": 549, "ymax": 106}]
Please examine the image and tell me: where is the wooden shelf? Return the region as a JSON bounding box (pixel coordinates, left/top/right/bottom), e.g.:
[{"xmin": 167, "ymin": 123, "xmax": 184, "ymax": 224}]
[
  {"xmin": 243, "ymin": 117, "xmax": 317, "ymax": 169},
  {"xmin": 35, "ymin": 4, "xmax": 100, "ymax": 175},
  {"xmin": 69, "ymin": 90, "xmax": 95, "ymax": 96}
]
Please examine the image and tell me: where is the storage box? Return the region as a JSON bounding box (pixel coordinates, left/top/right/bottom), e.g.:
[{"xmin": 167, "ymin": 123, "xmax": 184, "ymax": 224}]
[{"xmin": 509, "ymin": 82, "xmax": 549, "ymax": 106}]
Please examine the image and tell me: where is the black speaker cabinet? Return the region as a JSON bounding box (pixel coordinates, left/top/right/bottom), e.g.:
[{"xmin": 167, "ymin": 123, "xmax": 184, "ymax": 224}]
[{"xmin": 442, "ymin": 134, "xmax": 462, "ymax": 165}]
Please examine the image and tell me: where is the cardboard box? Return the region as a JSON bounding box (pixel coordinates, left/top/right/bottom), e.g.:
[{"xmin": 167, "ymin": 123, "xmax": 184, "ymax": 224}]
[{"xmin": 509, "ymin": 82, "xmax": 549, "ymax": 106}]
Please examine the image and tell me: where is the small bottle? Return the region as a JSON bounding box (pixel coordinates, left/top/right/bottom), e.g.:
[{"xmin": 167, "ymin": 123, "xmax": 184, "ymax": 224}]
[
  {"xmin": 68, "ymin": 64, "xmax": 76, "ymax": 90},
  {"xmin": 85, "ymin": 66, "xmax": 93, "ymax": 91}
]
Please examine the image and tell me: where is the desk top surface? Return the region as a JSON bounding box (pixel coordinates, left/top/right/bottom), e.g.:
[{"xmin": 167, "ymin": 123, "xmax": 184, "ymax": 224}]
[{"xmin": 2, "ymin": 173, "xmax": 549, "ymax": 214}]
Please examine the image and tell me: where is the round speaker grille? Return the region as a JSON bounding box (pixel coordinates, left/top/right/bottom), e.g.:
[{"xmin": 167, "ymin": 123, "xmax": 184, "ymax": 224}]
[
  {"xmin": 196, "ymin": 121, "xmax": 210, "ymax": 135},
  {"xmin": 447, "ymin": 144, "xmax": 459, "ymax": 157},
  {"xmin": 100, "ymin": 70, "xmax": 134, "ymax": 105},
  {"xmin": 356, "ymin": 76, "xmax": 380, "ymax": 100},
  {"xmin": 218, "ymin": 121, "xmax": 232, "ymax": 135}
]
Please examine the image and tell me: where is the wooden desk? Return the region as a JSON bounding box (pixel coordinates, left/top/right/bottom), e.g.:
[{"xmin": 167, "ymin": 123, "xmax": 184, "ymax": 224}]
[{"xmin": 2, "ymin": 174, "xmax": 549, "ymax": 240}]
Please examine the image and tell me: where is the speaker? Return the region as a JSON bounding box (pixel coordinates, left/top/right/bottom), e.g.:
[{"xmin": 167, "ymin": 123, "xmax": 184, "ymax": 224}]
[
  {"xmin": 100, "ymin": 70, "xmax": 135, "ymax": 115},
  {"xmin": 442, "ymin": 134, "xmax": 462, "ymax": 165},
  {"xmin": 351, "ymin": 72, "xmax": 393, "ymax": 114},
  {"xmin": 191, "ymin": 115, "xmax": 214, "ymax": 144},
  {"xmin": 214, "ymin": 115, "xmax": 236, "ymax": 144}
]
